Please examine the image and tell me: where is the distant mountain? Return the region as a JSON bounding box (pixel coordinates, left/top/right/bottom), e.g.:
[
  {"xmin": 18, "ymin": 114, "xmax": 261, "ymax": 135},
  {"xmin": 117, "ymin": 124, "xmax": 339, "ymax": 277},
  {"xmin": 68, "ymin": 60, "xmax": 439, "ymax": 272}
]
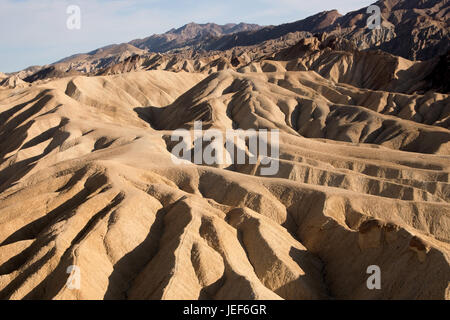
[
  {"xmin": 193, "ymin": 0, "xmax": 449, "ymax": 61},
  {"xmin": 15, "ymin": 0, "xmax": 450, "ymax": 83},
  {"xmin": 201, "ymin": 10, "xmax": 342, "ymax": 51},
  {"xmin": 129, "ymin": 22, "xmax": 262, "ymax": 52},
  {"xmin": 53, "ymin": 43, "xmax": 147, "ymax": 73},
  {"xmin": 323, "ymin": 0, "xmax": 450, "ymax": 61},
  {"xmin": 19, "ymin": 23, "xmax": 261, "ymax": 80}
]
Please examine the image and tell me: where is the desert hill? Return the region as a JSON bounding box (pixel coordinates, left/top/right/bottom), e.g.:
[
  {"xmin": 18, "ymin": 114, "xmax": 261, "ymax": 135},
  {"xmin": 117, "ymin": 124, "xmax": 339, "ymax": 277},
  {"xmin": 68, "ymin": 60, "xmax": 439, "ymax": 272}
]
[
  {"xmin": 0, "ymin": 0, "xmax": 449, "ymax": 301},
  {"xmin": 0, "ymin": 66, "xmax": 449, "ymax": 300}
]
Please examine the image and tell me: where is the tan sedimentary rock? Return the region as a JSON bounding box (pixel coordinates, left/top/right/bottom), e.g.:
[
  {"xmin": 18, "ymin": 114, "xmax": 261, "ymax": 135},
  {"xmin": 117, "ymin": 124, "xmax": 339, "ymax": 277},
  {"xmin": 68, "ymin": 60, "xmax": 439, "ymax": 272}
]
[{"xmin": 0, "ymin": 57, "xmax": 448, "ymax": 300}]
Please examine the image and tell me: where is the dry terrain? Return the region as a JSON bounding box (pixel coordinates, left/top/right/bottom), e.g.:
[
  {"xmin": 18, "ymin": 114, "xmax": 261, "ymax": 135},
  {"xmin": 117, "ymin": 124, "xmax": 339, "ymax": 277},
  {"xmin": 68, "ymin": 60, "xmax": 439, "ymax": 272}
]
[{"xmin": 0, "ymin": 0, "xmax": 449, "ymax": 300}]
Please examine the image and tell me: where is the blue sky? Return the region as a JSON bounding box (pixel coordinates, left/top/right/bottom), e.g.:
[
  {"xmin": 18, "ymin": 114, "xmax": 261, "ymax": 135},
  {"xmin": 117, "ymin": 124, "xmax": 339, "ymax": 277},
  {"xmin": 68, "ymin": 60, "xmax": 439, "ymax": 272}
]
[{"xmin": 0, "ymin": 0, "xmax": 375, "ymax": 72}]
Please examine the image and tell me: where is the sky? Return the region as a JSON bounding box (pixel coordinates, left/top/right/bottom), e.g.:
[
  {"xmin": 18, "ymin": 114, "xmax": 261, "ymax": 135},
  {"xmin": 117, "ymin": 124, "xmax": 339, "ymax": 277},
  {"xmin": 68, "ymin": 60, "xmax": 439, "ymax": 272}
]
[{"xmin": 0, "ymin": 0, "xmax": 375, "ymax": 73}]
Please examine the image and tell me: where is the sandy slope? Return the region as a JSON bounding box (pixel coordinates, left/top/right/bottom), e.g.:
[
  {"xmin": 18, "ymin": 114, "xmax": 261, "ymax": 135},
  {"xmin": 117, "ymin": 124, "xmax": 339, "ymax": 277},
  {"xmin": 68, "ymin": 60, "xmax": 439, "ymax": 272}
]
[
  {"xmin": 0, "ymin": 67, "xmax": 449, "ymax": 300},
  {"xmin": 156, "ymin": 69, "xmax": 449, "ymax": 154}
]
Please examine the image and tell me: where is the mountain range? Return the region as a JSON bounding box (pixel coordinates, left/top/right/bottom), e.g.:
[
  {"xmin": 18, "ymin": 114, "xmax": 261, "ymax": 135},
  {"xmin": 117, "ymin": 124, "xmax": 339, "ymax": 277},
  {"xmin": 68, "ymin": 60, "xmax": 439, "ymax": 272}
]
[{"xmin": 2, "ymin": 0, "xmax": 449, "ymax": 84}]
